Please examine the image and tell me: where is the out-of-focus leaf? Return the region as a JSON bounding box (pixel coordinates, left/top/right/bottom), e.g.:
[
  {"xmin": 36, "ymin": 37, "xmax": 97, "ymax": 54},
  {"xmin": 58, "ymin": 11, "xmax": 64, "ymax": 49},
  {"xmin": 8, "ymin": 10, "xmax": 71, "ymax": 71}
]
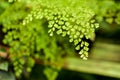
[{"xmin": 0, "ymin": 62, "xmax": 8, "ymax": 71}]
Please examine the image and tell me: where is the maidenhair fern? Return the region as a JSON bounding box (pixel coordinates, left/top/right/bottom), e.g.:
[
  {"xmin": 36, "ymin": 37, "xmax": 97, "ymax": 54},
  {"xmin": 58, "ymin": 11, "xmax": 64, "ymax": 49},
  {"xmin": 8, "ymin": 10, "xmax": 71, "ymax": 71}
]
[
  {"xmin": 82, "ymin": 0, "xmax": 120, "ymax": 24},
  {"xmin": 1, "ymin": 0, "xmax": 120, "ymax": 80},
  {"xmin": 23, "ymin": 0, "xmax": 99, "ymax": 60}
]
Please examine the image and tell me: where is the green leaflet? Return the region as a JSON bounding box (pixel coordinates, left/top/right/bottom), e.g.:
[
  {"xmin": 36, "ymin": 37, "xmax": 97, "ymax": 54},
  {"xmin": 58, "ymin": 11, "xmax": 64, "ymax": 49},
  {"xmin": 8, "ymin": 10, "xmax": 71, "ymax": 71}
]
[{"xmin": 0, "ymin": 62, "xmax": 8, "ymax": 71}]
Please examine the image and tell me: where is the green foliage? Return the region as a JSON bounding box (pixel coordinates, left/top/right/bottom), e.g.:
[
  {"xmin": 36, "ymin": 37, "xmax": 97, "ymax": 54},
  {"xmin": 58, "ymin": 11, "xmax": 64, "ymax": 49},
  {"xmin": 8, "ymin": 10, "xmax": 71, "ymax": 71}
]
[
  {"xmin": 8, "ymin": 0, "xmax": 21, "ymax": 2},
  {"xmin": 0, "ymin": 1, "xmax": 75, "ymax": 79},
  {"xmin": 0, "ymin": 0, "xmax": 120, "ymax": 80},
  {"xmin": 23, "ymin": 0, "xmax": 98, "ymax": 60},
  {"xmin": 84, "ymin": 0, "xmax": 120, "ymax": 24},
  {"xmin": 44, "ymin": 67, "xmax": 59, "ymax": 80},
  {"xmin": 0, "ymin": 62, "xmax": 8, "ymax": 71}
]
